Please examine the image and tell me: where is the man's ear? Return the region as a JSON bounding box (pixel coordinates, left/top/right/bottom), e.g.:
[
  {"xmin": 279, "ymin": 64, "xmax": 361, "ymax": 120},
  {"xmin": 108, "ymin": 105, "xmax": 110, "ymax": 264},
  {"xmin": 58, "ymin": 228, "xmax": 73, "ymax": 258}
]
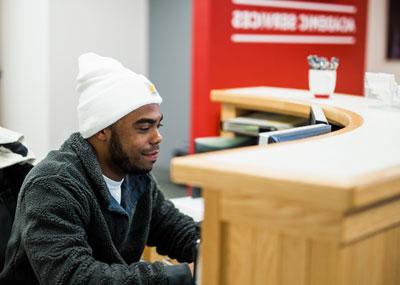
[{"xmin": 94, "ymin": 128, "xmax": 111, "ymax": 142}]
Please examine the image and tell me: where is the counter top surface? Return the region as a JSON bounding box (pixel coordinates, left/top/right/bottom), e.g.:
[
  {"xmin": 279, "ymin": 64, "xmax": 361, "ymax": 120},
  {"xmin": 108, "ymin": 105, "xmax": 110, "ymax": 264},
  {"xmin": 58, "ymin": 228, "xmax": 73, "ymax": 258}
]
[{"xmin": 171, "ymin": 87, "xmax": 400, "ymax": 209}]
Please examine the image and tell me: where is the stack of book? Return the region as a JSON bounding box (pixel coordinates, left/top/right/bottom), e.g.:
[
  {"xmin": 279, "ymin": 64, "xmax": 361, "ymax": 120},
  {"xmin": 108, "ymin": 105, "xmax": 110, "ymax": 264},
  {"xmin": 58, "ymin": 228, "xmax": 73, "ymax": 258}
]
[{"xmin": 222, "ymin": 112, "xmax": 309, "ymax": 137}]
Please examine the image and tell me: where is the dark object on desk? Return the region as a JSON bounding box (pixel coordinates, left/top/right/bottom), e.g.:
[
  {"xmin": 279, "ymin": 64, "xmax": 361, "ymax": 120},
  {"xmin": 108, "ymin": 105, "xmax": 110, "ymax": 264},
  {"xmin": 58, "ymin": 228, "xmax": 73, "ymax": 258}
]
[
  {"xmin": 194, "ymin": 135, "xmax": 257, "ymax": 153},
  {"xmin": 222, "ymin": 112, "xmax": 309, "ymax": 136},
  {"xmin": 258, "ymin": 104, "xmax": 332, "ymax": 144},
  {"xmin": 265, "ymin": 124, "xmax": 332, "ymax": 144},
  {"xmin": 192, "ymin": 136, "xmax": 258, "ymax": 197}
]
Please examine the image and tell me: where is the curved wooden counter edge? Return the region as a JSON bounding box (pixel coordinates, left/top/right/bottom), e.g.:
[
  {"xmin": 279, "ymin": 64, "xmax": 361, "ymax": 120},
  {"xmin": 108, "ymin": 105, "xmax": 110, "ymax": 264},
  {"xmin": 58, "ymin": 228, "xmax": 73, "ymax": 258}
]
[
  {"xmin": 171, "ymin": 87, "xmax": 400, "ymax": 212},
  {"xmin": 211, "ymin": 87, "xmax": 364, "ymax": 132},
  {"xmin": 171, "ymin": 138, "xmax": 365, "ymax": 212}
]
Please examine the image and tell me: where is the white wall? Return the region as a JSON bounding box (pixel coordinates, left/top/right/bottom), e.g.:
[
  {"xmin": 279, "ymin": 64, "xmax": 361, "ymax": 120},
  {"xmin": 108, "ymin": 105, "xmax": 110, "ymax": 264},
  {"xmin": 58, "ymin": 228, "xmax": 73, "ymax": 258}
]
[
  {"xmin": 0, "ymin": 0, "xmax": 50, "ymax": 159},
  {"xmin": 366, "ymin": 0, "xmax": 400, "ymax": 81},
  {"xmin": 0, "ymin": 0, "xmax": 148, "ymax": 160},
  {"xmin": 48, "ymin": 0, "xmax": 148, "ymax": 151}
]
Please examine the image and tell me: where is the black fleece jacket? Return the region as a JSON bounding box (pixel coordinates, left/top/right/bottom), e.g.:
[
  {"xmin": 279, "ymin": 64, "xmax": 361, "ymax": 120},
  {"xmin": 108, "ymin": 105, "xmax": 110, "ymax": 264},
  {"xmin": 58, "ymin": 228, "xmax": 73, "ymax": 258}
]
[{"xmin": 0, "ymin": 133, "xmax": 200, "ymax": 284}]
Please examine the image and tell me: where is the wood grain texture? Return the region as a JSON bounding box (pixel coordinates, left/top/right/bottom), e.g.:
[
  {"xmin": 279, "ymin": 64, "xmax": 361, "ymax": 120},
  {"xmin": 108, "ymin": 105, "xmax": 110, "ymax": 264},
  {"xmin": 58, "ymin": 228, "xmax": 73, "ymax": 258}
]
[
  {"xmin": 343, "ymin": 196, "xmax": 400, "ymax": 243},
  {"xmin": 211, "ymin": 88, "xmax": 311, "ymax": 118},
  {"xmin": 200, "ymin": 188, "xmax": 221, "ymax": 285},
  {"xmin": 171, "ymin": 160, "xmax": 353, "ymax": 211},
  {"xmin": 221, "ymin": 191, "xmax": 342, "ymax": 240},
  {"xmin": 338, "ymin": 226, "xmax": 400, "ymax": 285},
  {"xmin": 253, "ymin": 228, "xmax": 281, "ymax": 285},
  {"xmin": 309, "ymin": 241, "xmax": 339, "ymax": 285},
  {"xmin": 280, "ymin": 235, "xmax": 309, "ymax": 285},
  {"xmin": 221, "ymin": 223, "xmax": 254, "ymax": 285},
  {"xmin": 351, "ymin": 165, "xmax": 400, "ymax": 207}
]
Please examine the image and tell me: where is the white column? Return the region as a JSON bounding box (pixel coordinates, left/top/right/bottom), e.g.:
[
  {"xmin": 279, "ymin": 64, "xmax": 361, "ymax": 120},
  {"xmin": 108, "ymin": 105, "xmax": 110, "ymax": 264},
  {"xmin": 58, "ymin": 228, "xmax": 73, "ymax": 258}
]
[{"xmin": 0, "ymin": 0, "xmax": 50, "ymax": 160}]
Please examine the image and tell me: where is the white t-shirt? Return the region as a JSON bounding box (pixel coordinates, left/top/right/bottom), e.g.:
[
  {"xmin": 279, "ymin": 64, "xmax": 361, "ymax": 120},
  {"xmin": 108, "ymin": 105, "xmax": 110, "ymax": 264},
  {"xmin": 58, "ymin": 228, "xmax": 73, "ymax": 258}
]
[{"xmin": 102, "ymin": 175, "xmax": 124, "ymax": 204}]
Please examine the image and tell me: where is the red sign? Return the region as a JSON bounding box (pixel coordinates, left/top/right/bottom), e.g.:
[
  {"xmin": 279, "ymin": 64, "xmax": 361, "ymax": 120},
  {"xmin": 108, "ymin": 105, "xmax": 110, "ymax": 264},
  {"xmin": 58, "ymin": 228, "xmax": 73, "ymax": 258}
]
[{"xmin": 190, "ymin": 0, "xmax": 368, "ymax": 148}]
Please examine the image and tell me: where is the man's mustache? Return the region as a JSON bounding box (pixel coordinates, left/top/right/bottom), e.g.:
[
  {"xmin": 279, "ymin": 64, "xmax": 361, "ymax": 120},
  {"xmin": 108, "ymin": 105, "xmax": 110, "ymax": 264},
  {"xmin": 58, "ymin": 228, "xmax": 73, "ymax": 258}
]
[{"xmin": 142, "ymin": 145, "xmax": 160, "ymax": 154}]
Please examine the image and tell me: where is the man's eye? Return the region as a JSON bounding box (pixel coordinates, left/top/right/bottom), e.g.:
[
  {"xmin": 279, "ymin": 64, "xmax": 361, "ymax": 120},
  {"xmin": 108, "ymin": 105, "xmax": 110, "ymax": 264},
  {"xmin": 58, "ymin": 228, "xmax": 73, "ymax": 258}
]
[
  {"xmin": 138, "ymin": 124, "xmax": 151, "ymax": 131},
  {"xmin": 157, "ymin": 123, "xmax": 164, "ymax": 128}
]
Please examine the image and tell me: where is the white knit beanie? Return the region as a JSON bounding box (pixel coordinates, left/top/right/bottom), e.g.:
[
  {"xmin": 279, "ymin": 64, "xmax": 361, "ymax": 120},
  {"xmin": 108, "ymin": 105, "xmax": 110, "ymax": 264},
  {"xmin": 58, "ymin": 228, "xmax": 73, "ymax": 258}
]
[{"xmin": 76, "ymin": 52, "xmax": 162, "ymax": 138}]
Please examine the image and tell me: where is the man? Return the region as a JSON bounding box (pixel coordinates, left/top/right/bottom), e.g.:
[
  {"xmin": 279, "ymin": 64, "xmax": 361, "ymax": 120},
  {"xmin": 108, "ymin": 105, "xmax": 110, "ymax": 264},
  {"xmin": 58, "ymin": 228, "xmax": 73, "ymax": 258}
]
[{"xmin": 0, "ymin": 53, "xmax": 200, "ymax": 284}]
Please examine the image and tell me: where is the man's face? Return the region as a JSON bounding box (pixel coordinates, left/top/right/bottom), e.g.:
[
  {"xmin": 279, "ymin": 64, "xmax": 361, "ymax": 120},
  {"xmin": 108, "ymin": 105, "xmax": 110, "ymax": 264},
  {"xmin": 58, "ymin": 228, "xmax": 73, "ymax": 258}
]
[{"xmin": 108, "ymin": 103, "xmax": 163, "ymax": 175}]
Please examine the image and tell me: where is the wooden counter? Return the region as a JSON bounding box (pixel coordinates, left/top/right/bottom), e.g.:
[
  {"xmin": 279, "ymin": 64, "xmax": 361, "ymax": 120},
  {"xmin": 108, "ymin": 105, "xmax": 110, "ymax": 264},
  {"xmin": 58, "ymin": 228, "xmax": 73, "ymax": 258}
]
[{"xmin": 171, "ymin": 87, "xmax": 400, "ymax": 285}]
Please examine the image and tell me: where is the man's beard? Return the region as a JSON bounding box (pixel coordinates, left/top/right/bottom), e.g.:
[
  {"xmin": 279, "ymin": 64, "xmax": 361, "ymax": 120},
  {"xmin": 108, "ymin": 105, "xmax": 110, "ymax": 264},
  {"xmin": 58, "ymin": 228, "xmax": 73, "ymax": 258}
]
[{"xmin": 109, "ymin": 128, "xmax": 151, "ymax": 175}]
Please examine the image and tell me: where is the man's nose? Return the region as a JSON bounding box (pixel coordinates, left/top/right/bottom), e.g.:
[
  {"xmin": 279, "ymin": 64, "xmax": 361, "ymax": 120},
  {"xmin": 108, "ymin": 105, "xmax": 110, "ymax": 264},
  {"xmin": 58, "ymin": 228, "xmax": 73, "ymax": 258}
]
[{"xmin": 151, "ymin": 128, "xmax": 162, "ymax": 145}]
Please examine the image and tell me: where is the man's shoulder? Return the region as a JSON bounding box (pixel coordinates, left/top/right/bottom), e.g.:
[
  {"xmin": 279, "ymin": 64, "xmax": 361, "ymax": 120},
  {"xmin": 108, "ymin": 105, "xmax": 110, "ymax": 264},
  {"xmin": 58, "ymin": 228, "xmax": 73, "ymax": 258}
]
[
  {"xmin": 30, "ymin": 133, "xmax": 93, "ymax": 180},
  {"xmin": 31, "ymin": 149, "xmax": 80, "ymax": 179},
  {"xmin": 20, "ymin": 150, "xmax": 92, "ymax": 211},
  {"xmin": 22, "ymin": 147, "xmax": 89, "ymax": 198}
]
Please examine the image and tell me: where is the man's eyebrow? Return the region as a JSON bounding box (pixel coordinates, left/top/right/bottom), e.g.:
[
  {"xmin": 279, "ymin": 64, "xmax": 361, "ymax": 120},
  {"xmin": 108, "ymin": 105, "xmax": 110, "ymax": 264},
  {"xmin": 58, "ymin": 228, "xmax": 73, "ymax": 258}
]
[{"xmin": 134, "ymin": 114, "xmax": 163, "ymax": 125}]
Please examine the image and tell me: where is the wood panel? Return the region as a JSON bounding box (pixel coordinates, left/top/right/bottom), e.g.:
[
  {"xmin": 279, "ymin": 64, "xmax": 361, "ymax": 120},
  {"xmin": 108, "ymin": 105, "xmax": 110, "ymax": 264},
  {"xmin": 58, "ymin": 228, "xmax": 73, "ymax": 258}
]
[
  {"xmin": 171, "ymin": 87, "xmax": 400, "ymax": 285},
  {"xmin": 171, "ymin": 156, "xmax": 354, "ymax": 211},
  {"xmin": 200, "ymin": 188, "xmax": 221, "ymax": 285},
  {"xmin": 338, "ymin": 226, "xmax": 400, "ymax": 285},
  {"xmin": 220, "ymin": 103, "xmax": 249, "ymax": 122},
  {"xmin": 382, "ymin": 226, "xmax": 400, "ymax": 284},
  {"xmin": 252, "ymin": 228, "xmax": 281, "ymax": 285},
  {"xmin": 309, "ymin": 241, "xmax": 339, "ymax": 285},
  {"xmin": 221, "ymin": 225, "xmax": 283, "ymax": 285},
  {"xmin": 280, "ymin": 235, "xmax": 310, "ymax": 285},
  {"xmin": 221, "ymin": 191, "xmax": 342, "ymax": 241},
  {"xmin": 211, "ymin": 89, "xmax": 311, "ymax": 118},
  {"xmin": 211, "ymin": 205, "xmax": 400, "ymax": 285},
  {"xmin": 343, "ymin": 196, "xmax": 400, "ymax": 243},
  {"xmin": 221, "ymin": 223, "xmax": 254, "ymax": 285},
  {"xmin": 351, "ymin": 166, "xmax": 400, "ymax": 208}
]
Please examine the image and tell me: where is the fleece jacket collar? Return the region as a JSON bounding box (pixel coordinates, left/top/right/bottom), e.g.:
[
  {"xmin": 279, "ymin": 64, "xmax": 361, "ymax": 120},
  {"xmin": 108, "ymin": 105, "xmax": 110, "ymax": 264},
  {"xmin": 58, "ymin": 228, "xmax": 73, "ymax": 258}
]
[{"xmin": 65, "ymin": 133, "xmax": 112, "ymax": 208}]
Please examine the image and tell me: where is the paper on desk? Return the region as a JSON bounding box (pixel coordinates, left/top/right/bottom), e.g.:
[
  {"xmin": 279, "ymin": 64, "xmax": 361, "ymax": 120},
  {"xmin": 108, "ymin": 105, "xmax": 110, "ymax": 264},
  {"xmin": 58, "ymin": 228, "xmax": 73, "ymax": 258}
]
[{"xmin": 170, "ymin": 197, "xmax": 204, "ymax": 222}]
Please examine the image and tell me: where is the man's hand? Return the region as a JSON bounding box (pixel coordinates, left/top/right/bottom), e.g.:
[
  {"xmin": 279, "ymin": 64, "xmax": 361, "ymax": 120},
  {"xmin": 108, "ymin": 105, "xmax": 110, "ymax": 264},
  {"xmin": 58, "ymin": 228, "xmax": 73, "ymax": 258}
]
[{"xmin": 188, "ymin": 262, "xmax": 194, "ymax": 276}]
